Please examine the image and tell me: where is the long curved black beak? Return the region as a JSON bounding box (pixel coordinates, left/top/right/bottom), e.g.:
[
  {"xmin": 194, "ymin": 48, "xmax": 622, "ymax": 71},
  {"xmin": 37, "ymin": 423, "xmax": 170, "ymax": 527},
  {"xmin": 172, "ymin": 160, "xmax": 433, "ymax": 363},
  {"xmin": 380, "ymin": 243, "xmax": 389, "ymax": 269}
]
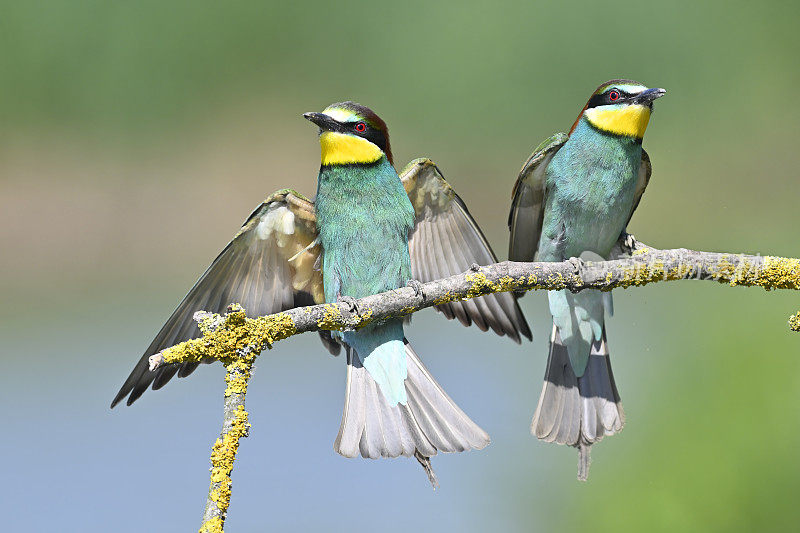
[
  {"xmin": 633, "ymin": 87, "xmax": 667, "ymax": 105},
  {"xmin": 303, "ymin": 112, "xmax": 340, "ymax": 132}
]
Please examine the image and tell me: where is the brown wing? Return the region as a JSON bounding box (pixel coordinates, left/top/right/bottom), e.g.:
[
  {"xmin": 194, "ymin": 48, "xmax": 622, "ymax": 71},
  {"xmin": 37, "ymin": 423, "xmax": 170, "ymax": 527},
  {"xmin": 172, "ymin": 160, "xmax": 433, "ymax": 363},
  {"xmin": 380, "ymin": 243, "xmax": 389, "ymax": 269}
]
[
  {"xmin": 400, "ymin": 158, "xmax": 531, "ymax": 343},
  {"xmin": 626, "ymin": 148, "xmax": 652, "ymax": 229},
  {"xmin": 111, "ymin": 190, "xmax": 324, "ymax": 407},
  {"xmin": 508, "ymin": 133, "xmax": 568, "ymax": 263}
]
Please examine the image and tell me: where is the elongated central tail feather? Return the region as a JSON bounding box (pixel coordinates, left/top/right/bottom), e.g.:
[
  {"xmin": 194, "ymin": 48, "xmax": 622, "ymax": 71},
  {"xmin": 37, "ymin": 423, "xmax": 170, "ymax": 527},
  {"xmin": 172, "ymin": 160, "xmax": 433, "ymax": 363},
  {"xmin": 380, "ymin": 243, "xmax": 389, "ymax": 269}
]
[
  {"xmin": 531, "ymin": 324, "xmax": 624, "ymax": 480},
  {"xmin": 334, "ymin": 340, "xmax": 490, "ymax": 485}
]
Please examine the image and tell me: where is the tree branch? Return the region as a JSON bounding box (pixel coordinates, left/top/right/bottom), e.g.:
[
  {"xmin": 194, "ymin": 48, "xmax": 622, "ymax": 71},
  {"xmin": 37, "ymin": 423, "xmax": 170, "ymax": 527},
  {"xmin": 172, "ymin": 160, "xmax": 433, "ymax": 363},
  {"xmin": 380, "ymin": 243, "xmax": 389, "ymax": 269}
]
[
  {"xmin": 151, "ymin": 241, "xmax": 800, "ymax": 373},
  {"xmin": 149, "ymin": 238, "xmax": 800, "ymax": 532},
  {"xmin": 192, "ymin": 309, "xmax": 254, "ymax": 533}
]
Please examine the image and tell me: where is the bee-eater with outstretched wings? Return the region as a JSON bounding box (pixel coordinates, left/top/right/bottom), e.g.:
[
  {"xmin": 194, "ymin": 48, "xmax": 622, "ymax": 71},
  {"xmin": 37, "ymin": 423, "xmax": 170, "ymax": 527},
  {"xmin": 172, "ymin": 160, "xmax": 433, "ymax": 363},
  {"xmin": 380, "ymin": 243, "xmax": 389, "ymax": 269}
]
[
  {"xmin": 112, "ymin": 101, "xmax": 531, "ymax": 485},
  {"xmin": 508, "ymin": 80, "xmax": 666, "ymax": 480}
]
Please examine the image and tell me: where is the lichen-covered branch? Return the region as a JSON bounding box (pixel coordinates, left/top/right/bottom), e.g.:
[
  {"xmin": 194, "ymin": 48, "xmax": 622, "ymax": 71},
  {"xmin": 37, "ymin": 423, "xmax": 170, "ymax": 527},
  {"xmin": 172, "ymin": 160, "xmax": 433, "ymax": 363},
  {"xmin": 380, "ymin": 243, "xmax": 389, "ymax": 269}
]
[
  {"xmin": 149, "ymin": 239, "xmax": 800, "ymax": 532},
  {"xmin": 192, "ymin": 308, "xmax": 255, "ymax": 533},
  {"xmin": 151, "ymin": 242, "xmax": 800, "ymax": 372}
]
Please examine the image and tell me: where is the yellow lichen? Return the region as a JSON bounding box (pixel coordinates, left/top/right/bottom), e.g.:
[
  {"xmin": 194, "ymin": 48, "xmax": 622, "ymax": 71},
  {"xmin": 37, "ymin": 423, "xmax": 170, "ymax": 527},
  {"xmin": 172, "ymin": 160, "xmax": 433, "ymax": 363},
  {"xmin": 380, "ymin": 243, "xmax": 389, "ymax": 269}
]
[
  {"xmin": 611, "ymin": 254, "xmax": 800, "ymax": 292},
  {"xmin": 789, "ymin": 312, "xmax": 800, "ymax": 332},
  {"xmin": 617, "ymin": 260, "xmax": 665, "ymax": 289},
  {"xmin": 666, "ymin": 262, "xmax": 695, "ymax": 281},
  {"xmin": 224, "ymin": 360, "xmax": 251, "ymax": 397},
  {"xmin": 353, "ymin": 306, "xmax": 375, "ymax": 329},
  {"xmin": 317, "ymin": 304, "xmax": 344, "ymax": 331},
  {"xmin": 465, "ymin": 272, "xmax": 518, "ymax": 299},
  {"xmin": 547, "ymin": 271, "xmax": 567, "ymax": 290},
  {"xmin": 754, "ymin": 256, "xmax": 800, "ymax": 290},
  {"xmin": 432, "ymin": 292, "xmax": 456, "ymax": 305},
  {"xmin": 200, "ymin": 404, "xmax": 250, "ymax": 533},
  {"xmin": 150, "ymin": 304, "xmax": 296, "ymax": 533},
  {"xmin": 631, "ymin": 247, "xmax": 650, "ymax": 256},
  {"xmin": 465, "ymin": 271, "xmax": 491, "ymax": 299},
  {"xmin": 709, "ymin": 255, "xmax": 800, "ymax": 290},
  {"xmin": 160, "ymin": 305, "xmax": 297, "ymax": 367},
  {"xmin": 199, "ymin": 516, "xmax": 224, "ymax": 533}
]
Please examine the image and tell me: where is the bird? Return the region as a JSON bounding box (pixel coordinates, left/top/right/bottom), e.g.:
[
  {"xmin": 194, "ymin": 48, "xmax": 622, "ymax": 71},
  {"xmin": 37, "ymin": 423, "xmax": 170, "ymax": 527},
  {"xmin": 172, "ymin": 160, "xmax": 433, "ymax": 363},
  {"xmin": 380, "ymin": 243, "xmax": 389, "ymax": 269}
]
[
  {"xmin": 508, "ymin": 80, "xmax": 666, "ymax": 480},
  {"xmin": 112, "ymin": 101, "xmax": 531, "ymax": 486}
]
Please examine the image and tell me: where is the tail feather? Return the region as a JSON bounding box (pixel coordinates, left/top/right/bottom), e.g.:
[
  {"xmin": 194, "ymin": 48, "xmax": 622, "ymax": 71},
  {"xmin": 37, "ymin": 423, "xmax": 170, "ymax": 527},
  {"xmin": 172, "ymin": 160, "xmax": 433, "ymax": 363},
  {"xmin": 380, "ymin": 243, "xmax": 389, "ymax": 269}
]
[
  {"xmin": 531, "ymin": 324, "xmax": 624, "ymax": 480},
  {"xmin": 414, "ymin": 451, "xmax": 440, "ymax": 489},
  {"xmin": 335, "ymin": 340, "xmax": 490, "ymax": 462}
]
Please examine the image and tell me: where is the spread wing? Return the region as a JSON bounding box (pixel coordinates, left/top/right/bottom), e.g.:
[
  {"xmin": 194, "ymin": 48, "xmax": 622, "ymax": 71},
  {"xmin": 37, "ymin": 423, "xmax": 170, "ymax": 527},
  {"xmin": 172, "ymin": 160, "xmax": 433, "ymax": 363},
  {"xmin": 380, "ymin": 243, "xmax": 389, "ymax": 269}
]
[
  {"xmin": 507, "ymin": 133, "xmax": 568, "ymax": 264},
  {"xmin": 400, "ymin": 158, "xmax": 531, "ymax": 343},
  {"xmin": 111, "ymin": 189, "xmax": 324, "ymax": 407},
  {"xmin": 626, "ymin": 148, "xmax": 652, "ymax": 228}
]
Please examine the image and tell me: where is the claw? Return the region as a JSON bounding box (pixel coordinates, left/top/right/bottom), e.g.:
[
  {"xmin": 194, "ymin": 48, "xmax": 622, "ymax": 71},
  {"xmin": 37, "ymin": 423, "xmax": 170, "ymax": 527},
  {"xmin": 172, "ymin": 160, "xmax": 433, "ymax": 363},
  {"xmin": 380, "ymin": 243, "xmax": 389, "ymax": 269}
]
[
  {"xmin": 623, "ymin": 232, "xmax": 638, "ymax": 252},
  {"xmin": 568, "ymin": 256, "xmax": 584, "ymax": 272},
  {"xmin": 337, "ymin": 295, "xmax": 359, "ymax": 315},
  {"xmin": 406, "ymin": 279, "xmax": 424, "ymax": 299}
]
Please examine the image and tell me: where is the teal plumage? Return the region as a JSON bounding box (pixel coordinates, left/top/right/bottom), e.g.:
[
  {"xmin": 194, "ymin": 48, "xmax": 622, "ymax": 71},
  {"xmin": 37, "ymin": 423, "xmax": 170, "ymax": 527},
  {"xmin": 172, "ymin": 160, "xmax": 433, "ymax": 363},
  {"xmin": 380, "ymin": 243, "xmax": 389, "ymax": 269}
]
[
  {"xmin": 316, "ymin": 158, "xmax": 415, "ymax": 405},
  {"xmin": 306, "ymin": 102, "xmax": 494, "ymax": 476},
  {"xmin": 539, "ymin": 116, "xmax": 642, "ymax": 374},
  {"xmin": 509, "ymin": 80, "xmax": 665, "ymax": 480}
]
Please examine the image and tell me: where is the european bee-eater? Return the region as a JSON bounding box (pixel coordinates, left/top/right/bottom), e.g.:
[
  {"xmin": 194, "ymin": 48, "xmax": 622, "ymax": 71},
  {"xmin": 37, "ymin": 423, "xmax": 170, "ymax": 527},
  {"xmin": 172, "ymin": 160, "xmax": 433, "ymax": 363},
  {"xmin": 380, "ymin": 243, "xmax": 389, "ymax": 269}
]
[
  {"xmin": 508, "ymin": 80, "xmax": 666, "ymax": 480},
  {"xmin": 112, "ymin": 101, "xmax": 531, "ymax": 484}
]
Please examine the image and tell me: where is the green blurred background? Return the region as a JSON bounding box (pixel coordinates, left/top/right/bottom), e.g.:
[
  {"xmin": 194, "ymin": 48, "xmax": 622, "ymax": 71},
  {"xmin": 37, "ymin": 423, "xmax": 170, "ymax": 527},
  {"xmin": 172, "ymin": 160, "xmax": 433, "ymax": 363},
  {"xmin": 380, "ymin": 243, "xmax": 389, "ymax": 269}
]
[{"xmin": 2, "ymin": 1, "xmax": 799, "ymax": 531}]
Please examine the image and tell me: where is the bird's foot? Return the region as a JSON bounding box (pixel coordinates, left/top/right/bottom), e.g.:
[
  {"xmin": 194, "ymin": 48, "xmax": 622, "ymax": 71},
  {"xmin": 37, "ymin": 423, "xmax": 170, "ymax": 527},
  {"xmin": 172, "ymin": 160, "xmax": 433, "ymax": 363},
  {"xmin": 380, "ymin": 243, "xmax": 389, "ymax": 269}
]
[
  {"xmin": 622, "ymin": 232, "xmax": 638, "ymax": 252},
  {"xmin": 406, "ymin": 279, "xmax": 424, "ymax": 299},
  {"xmin": 337, "ymin": 295, "xmax": 359, "ymax": 316},
  {"xmin": 567, "ymin": 256, "xmax": 584, "ymax": 273},
  {"xmin": 469, "ymin": 263, "xmax": 481, "ymax": 272},
  {"xmin": 414, "ymin": 451, "xmax": 439, "ymax": 490}
]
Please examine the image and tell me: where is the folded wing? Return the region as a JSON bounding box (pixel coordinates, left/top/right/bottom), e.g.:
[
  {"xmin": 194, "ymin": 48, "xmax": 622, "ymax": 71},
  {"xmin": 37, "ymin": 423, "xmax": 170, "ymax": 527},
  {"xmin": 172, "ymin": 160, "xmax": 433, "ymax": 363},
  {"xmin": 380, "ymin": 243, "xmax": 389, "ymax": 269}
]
[
  {"xmin": 509, "ymin": 135, "xmax": 652, "ymax": 263},
  {"xmin": 626, "ymin": 148, "xmax": 652, "ymax": 229},
  {"xmin": 508, "ymin": 133, "xmax": 568, "ymax": 264}
]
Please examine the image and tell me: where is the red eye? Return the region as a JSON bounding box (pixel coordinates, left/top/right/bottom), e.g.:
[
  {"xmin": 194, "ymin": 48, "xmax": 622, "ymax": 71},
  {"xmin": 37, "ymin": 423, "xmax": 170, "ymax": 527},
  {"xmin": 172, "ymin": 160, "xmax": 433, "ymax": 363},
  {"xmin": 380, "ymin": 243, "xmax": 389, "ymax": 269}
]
[
  {"xmin": 608, "ymin": 90, "xmax": 621, "ymax": 101},
  {"xmin": 355, "ymin": 122, "xmax": 367, "ymax": 133}
]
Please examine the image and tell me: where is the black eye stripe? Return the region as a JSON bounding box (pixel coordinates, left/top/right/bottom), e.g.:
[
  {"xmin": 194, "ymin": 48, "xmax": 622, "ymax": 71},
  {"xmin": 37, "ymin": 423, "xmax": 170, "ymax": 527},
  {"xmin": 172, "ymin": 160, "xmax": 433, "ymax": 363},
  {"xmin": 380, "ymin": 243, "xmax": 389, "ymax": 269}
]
[
  {"xmin": 330, "ymin": 119, "xmax": 388, "ymax": 155},
  {"xmin": 585, "ymin": 88, "xmax": 636, "ymax": 109}
]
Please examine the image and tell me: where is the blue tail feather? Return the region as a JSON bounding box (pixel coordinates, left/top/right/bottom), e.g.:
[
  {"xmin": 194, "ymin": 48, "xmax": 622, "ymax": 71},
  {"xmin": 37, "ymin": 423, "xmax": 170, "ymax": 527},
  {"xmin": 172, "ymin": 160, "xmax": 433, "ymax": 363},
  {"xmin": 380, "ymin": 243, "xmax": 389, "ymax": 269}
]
[{"xmin": 343, "ymin": 320, "xmax": 408, "ymax": 405}]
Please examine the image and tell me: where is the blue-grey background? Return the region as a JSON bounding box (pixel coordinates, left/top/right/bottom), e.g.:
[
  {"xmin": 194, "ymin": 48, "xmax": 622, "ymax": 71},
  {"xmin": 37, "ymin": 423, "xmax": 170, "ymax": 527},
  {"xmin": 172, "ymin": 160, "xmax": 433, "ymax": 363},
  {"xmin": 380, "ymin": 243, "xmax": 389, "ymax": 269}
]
[{"xmin": 2, "ymin": 1, "xmax": 799, "ymax": 531}]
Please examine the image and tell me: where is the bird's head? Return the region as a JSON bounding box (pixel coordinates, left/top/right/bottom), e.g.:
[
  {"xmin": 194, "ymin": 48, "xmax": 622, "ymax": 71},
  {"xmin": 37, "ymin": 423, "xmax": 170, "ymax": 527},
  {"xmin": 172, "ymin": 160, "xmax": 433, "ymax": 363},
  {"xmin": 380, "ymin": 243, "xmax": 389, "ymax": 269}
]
[
  {"xmin": 570, "ymin": 79, "xmax": 666, "ymax": 140},
  {"xmin": 304, "ymin": 102, "xmax": 393, "ymax": 166}
]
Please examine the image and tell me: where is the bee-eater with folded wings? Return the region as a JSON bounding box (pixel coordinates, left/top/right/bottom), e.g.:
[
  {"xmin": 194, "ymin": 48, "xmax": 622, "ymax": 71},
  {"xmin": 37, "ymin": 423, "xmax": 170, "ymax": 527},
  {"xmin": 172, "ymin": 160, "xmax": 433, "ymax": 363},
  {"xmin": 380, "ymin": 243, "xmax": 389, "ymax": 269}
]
[{"xmin": 508, "ymin": 80, "xmax": 666, "ymax": 480}]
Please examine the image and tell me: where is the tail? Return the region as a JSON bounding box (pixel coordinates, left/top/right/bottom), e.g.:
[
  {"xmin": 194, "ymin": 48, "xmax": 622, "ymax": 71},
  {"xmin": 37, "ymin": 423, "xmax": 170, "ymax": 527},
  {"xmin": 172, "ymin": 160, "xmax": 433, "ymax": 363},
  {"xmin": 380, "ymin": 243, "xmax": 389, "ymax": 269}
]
[
  {"xmin": 531, "ymin": 324, "xmax": 624, "ymax": 481},
  {"xmin": 334, "ymin": 339, "xmax": 490, "ymax": 485}
]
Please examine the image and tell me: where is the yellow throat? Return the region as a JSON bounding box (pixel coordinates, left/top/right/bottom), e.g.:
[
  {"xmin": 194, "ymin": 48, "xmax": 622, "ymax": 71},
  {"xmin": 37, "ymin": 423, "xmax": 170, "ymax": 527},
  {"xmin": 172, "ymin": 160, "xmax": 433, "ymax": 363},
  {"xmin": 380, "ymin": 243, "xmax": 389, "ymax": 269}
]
[
  {"xmin": 584, "ymin": 104, "xmax": 651, "ymax": 138},
  {"xmin": 319, "ymin": 131, "xmax": 383, "ymax": 165}
]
